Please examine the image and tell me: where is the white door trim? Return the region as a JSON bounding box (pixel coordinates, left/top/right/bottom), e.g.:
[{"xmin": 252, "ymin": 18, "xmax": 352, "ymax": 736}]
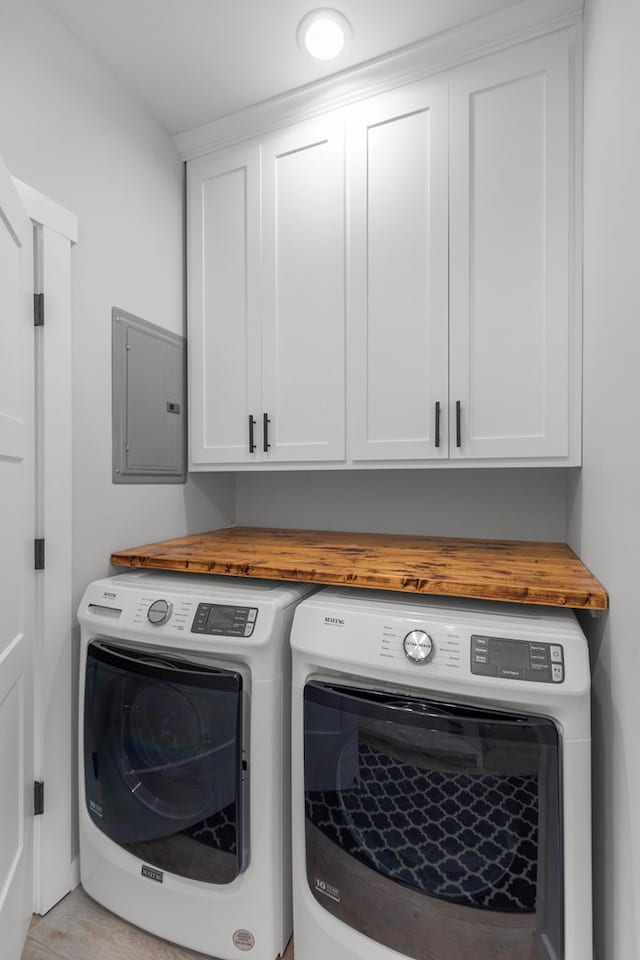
[
  {"xmin": 12, "ymin": 180, "xmax": 78, "ymax": 244},
  {"xmin": 13, "ymin": 176, "xmax": 77, "ymax": 915}
]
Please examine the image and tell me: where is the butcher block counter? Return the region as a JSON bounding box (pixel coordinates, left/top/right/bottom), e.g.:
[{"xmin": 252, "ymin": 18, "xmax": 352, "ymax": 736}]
[{"xmin": 110, "ymin": 526, "xmax": 608, "ymax": 612}]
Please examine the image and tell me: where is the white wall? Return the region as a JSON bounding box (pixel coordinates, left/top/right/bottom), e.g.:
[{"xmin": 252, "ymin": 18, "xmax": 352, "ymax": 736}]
[
  {"xmin": 568, "ymin": 0, "xmax": 640, "ymax": 956},
  {"xmin": 0, "ymin": 0, "xmax": 234, "ymax": 613},
  {"xmin": 237, "ymin": 469, "xmax": 569, "ymax": 540}
]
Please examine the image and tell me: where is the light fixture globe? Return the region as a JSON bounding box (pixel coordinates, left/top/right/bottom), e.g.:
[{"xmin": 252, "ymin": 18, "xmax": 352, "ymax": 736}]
[{"xmin": 297, "ymin": 9, "xmax": 352, "ymax": 61}]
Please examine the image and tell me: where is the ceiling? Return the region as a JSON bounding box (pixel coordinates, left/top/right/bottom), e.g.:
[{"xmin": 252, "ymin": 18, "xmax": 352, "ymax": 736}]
[{"xmin": 42, "ymin": 0, "xmax": 523, "ymax": 136}]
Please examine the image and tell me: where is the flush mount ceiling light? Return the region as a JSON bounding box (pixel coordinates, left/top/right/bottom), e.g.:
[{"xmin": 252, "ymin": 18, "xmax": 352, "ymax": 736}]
[{"xmin": 297, "ymin": 9, "xmax": 352, "ymax": 61}]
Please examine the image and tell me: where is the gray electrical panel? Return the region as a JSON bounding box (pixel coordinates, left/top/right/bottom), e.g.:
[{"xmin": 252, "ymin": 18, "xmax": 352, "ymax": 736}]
[{"xmin": 112, "ymin": 308, "xmax": 186, "ymax": 484}]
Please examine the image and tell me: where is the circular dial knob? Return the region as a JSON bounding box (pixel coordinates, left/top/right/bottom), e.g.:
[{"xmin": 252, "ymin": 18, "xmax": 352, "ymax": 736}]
[
  {"xmin": 147, "ymin": 598, "xmax": 172, "ymax": 626},
  {"xmin": 403, "ymin": 630, "xmax": 434, "ymax": 664}
]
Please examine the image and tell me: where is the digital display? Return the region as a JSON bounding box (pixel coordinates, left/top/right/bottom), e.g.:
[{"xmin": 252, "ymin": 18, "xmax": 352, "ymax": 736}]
[
  {"xmin": 191, "ymin": 603, "xmax": 258, "ymax": 636},
  {"xmin": 210, "ymin": 606, "xmax": 235, "ymax": 625},
  {"xmin": 489, "ymin": 638, "xmax": 530, "ymax": 669},
  {"xmin": 471, "ymin": 634, "xmax": 564, "ymax": 683}
]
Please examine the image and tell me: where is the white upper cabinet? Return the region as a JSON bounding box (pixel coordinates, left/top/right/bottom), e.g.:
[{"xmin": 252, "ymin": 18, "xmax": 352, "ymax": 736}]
[
  {"xmin": 261, "ymin": 121, "xmax": 345, "ymax": 462},
  {"xmin": 448, "ymin": 33, "xmax": 576, "ymax": 460},
  {"xmin": 348, "ymin": 83, "xmax": 449, "ymax": 461},
  {"xmin": 189, "ymin": 120, "xmax": 346, "ymax": 466},
  {"xmin": 187, "ymin": 25, "xmax": 581, "ymax": 470},
  {"xmin": 188, "ymin": 144, "xmax": 261, "ymax": 464}
]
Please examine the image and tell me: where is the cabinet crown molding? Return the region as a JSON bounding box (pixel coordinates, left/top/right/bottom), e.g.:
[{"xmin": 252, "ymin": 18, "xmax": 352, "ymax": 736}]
[{"xmin": 175, "ymin": 0, "xmax": 583, "ymax": 160}]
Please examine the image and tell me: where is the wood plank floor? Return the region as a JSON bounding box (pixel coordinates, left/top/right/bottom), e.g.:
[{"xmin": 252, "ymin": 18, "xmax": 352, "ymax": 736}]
[{"xmin": 23, "ymin": 887, "xmax": 294, "ymax": 960}]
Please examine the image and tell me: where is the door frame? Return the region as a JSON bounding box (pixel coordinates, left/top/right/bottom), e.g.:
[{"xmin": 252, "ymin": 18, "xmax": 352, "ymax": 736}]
[{"xmin": 13, "ymin": 177, "xmax": 78, "ymax": 914}]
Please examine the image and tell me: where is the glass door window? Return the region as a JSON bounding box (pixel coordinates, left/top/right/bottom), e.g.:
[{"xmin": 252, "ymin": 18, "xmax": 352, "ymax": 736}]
[
  {"xmin": 84, "ymin": 640, "xmax": 247, "ymax": 884},
  {"xmin": 304, "ymin": 680, "xmax": 563, "ymax": 960}
]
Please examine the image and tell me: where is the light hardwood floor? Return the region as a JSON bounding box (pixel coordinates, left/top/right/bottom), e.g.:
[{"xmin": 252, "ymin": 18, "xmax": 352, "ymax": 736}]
[{"xmin": 22, "ymin": 887, "xmax": 294, "ymax": 960}]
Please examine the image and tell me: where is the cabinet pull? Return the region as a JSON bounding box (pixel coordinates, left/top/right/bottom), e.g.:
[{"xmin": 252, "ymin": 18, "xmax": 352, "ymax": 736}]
[
  {"xmin": 248, "ymin": 415, "xmax": 256, "ymax": 454},
  {"xmin": 435, "ymin": 401, "xmax": 441, "ymax": 448},
  {"xmin": 263, "ymin": 412, "xmax": 271, "ymax": 452},
  {"xmin": 456, "ymin": 401, "xmax": 461, "ymax": 448}
]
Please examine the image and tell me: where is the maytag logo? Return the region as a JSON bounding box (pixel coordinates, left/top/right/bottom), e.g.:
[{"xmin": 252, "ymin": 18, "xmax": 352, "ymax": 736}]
[
  {"xmin": 324, "ymin": 616, "xmax": 344, "ymax": 627},
  {"xmin": 141, "ymin": 865, "xmax": 163, "ymax": 883}
]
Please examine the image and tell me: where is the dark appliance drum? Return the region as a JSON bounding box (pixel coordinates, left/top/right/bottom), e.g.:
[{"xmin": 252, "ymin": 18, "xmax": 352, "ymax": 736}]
[
  {"xmin": 84, "ymin": 640, "xmax": 247, "ymax": 885},
  {"xmin": 304, "ymin": 679, "xmax": 563, "ymax": 960}
]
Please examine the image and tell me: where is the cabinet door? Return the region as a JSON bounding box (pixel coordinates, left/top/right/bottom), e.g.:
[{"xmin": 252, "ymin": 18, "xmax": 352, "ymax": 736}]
[
  {"xmin": 349, "ymin": 82, "xmax": 449, "ymax": 461},
  {"xmin": 449, "ymin": 34, "xmax": 575, "ymax": 460},
  {"xmin": 188, "ymin": 144, "xmax": 261, "ymax": 464},
  {"xmin": 261, "ymin": 119, "xmax": 346, "ymax": 462}
]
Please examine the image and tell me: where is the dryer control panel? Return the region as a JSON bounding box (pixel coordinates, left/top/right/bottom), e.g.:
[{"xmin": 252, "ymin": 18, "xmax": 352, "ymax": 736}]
[
  {"xmin": 471, "ymin": 635, "xmax": 565, "ymax": 683},
  {"xmin": 191, "ymin": 603, "xmax": 258, "ymax": 637},
  {"xmin": 378, "ymin": 622, "xmax": 463, "ymax": 670}
]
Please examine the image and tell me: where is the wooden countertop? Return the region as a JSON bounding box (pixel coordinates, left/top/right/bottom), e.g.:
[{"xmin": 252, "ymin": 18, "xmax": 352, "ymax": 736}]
[{"xmin": 111, "ymin": 526, "xmax": 608, "ymax": 611}]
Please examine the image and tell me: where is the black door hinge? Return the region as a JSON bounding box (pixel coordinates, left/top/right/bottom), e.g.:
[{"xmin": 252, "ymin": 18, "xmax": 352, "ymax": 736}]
[
  {"xmin": 34, "ymin": 538, "xmax": 45, "ymax": 570},
  {"xmin": 34, "ymin": 293, "xmax": 44, "ymax": 327},
  {"xmin": 34, "ymin": 781, "xmax": 44, "ymax": 816}
]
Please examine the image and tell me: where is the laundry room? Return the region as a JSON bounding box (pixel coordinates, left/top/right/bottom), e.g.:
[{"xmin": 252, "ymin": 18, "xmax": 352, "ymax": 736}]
[{"xmin": 0, "ymin": 0, "xmax": 636, "ymax": 959}]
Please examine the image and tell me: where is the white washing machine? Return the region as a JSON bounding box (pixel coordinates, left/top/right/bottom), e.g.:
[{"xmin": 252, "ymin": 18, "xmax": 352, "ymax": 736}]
[
  {"xmin": 290, "ymin": 587, "xmax": 592, "ymax": 960},
  {"xmin": 78, "ymin": 571, "xmax": 316, "ymax": 960}
]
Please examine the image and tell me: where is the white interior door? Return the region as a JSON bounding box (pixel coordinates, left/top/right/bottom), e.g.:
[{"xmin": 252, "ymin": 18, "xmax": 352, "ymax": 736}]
[{"xmin": 0, "ymin": 155, "xmax": 35, "ymax": 959}]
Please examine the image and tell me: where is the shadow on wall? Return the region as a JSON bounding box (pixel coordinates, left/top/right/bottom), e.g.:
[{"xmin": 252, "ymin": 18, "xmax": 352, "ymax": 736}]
[
  {"xmin": 565, "ymin": 468, "xmax": 582, "ymax": 555},
  {"xmin": 234, "ymin": 468, "xmax": 571, "ymax": 542},
  {"xmin": 576, "ymin": 605, "xmax": 639, "ymax": 960},
  {"xmin": 183, "ymin": 471, "xmax": 235, "ymax": 533},
  {"xmin": 582, "ymin": 608, "xmax": 609, "ymax": 958}
]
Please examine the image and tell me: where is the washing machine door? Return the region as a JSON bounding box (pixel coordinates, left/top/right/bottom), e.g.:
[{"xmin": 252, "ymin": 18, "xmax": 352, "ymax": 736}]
[
  {"xmin": 304, "ymin": 680, "xmax": 563, "ymax": 960},
  {"xmin": 84, "ymin": 640, "xmax": 247, "ymax": 884}
]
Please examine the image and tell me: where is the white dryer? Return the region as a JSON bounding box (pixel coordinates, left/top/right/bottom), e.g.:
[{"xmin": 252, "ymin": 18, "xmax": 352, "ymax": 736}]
[
  {"xmin": 78, "ymin": 571, "xmax": 316, "ymax": 960},
  {"xmin": 290, "ymin": 587, "xmax": 592, "ymax": 960}
]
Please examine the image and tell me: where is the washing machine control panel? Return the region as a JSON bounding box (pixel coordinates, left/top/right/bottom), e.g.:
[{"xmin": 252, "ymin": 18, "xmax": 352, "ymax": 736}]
[
  {"xmin": 471, "ymin": 635, "xmax": 565, "ymax": 683},
  {"xmin": 191, "ymin": 603, "xmax": 258, "ymax": 637},
  {"xmin": 378, "ymin": 621, "xmax": 462, "ymax": 670}
]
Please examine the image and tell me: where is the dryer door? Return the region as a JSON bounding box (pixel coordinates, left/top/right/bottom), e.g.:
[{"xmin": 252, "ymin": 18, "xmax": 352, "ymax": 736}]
[
  {"xmin": 304, "ymin": 680, "xmax": 563, "ymax": 960},
  {"xmin": 84, "ymin": 640, "xmax": 247, "ymax": 884}
]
